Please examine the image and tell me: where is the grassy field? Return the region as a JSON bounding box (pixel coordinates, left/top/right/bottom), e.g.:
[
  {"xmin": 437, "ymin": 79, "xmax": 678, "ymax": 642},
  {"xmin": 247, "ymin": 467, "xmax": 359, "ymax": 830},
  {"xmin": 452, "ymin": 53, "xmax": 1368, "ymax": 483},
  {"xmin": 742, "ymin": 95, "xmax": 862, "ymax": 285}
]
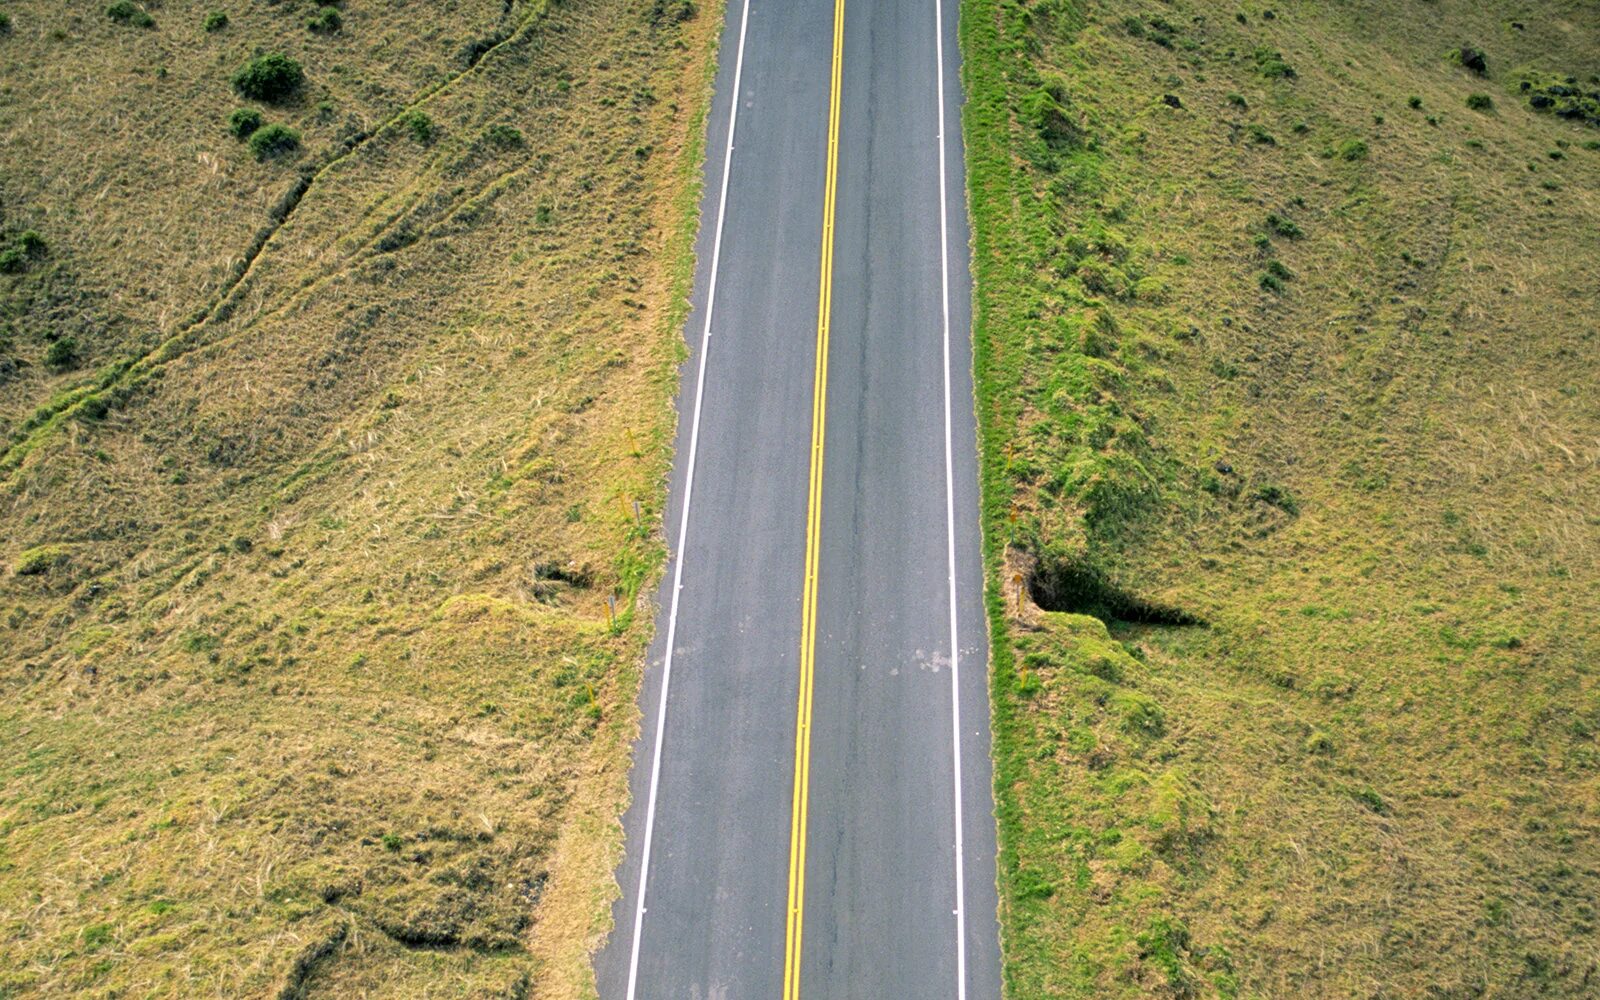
[
  {"xmin": 962, "ymin": 0, "xmax": 1599, "ymax": 996},
  {"xmin": 0, "ymin": 0, "xmax": 718, "ymax": 996}
]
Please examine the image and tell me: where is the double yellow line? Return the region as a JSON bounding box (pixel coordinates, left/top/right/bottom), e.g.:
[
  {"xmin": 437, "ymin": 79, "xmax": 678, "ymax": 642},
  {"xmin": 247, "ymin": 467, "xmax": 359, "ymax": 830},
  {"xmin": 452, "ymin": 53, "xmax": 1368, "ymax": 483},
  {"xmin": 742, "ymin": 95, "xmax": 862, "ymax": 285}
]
[{"xmin": 783, "ymin": 0, "xmax": 846, "ymax": 995}]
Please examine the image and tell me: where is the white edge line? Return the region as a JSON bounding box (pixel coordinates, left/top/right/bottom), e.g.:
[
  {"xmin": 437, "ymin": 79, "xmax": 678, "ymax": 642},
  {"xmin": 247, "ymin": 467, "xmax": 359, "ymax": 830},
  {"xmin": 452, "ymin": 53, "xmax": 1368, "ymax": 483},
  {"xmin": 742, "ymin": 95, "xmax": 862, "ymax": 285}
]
[
  {"xmin": 933, "ymin": 0, "xmax": 968, "ymax": 999},
  {"xmin": 624, "ymin": 1, "xmax": 753, "ymax": 997}
]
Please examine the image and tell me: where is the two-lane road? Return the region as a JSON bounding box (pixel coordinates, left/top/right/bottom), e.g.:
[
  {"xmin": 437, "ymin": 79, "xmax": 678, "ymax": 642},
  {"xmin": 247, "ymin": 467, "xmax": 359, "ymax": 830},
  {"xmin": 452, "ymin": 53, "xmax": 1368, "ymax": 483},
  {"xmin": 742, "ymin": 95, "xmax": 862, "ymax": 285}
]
[{"xmin": 596, "ymin": 0, "xmax": 999, "ymax": 995}]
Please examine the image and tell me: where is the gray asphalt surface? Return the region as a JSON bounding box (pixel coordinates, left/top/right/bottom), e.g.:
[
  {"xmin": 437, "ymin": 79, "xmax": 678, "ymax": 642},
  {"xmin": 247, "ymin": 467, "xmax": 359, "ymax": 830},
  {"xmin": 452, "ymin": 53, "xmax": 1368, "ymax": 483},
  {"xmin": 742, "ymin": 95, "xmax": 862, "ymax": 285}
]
[{"xmin": 595, "ymin": 0, "xmax": 999, "ymax": 995}]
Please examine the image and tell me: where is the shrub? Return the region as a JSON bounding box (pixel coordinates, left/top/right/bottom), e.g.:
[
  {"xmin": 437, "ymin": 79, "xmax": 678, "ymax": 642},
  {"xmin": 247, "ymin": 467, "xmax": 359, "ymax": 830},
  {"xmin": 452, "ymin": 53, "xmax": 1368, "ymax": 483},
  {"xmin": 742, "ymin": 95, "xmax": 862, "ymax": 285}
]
[
  {"xmin": 1266, "ymin": 213, "xmax": 1303, "ymax": 238},
  {"xmin": 14, "ymin": 545, "xmax": 70, "ymax": 576},
  {"xmin": 1466, "ymin": 92, "xmax": 1494, "ymax": 111},
  {"xmin": 1252, "ymin": 482, "xmax": 1299, "ymax": 513},
  {"xmin": 106, "ymin": 1, "xmax": 155, "ymax": 27},
  {"xmin": 1226, "ymin": 92, "xmax": 1247, "ymax": 108},
  {"xmin": 1253, "ymin": 46, "xmax": 1296, "ymax": 79},
  {"xmin": 397, "ymin": 109, "xmax": 435, "ymax": 144},
  {"xmin": 231, "ymin": 52, "xmax": 304, "ymax": 103},
  {"xmin": 0, "ymin": 248, "xmax": 23, "ymax": 274},
  {"xmin": 484, "ymin": 123, "xmax": 524, "ymax": 149},
  {"xmin": 1337, "ymin": 138, "xmax": 1369, "ymax": 161},
  {"xmin": 17, "ymin": 230, "xmax": 46, "ymax": 256},
  {"xmin": 1259, "ymin": 271, "xmax": 1284, "ymax": 293},
  {"xmin": 247, "ymin": 123, "xmax": 300, "ymax": 161},
  {"xmin": 0, "ymin": 11, "xmax": 12, "ymax": 34},
  {"xmin": 228, "ymin": 107, "xmax": 262, "ymax": 139},
  {"xmin": 203, "ymin": 10, "xmax": 228, "ymax": 32},
  {"xmin": 1265, "ymin": 259, "xmax": 1293, "ymax": 281},
  {"xmin": 307, "ymin": 6, "xmax": 341, "ymax": 33},
  {"xmin": 1247, "ymin": 124, "xmax": 1275, "ymax": 145},
  {"xmin": 44, "ymin": 337, "xmax": 79, "ymax": 370},
  {"xmin": 1408, "ymin": 95, "xmax": 1423, "ymax": 109}
]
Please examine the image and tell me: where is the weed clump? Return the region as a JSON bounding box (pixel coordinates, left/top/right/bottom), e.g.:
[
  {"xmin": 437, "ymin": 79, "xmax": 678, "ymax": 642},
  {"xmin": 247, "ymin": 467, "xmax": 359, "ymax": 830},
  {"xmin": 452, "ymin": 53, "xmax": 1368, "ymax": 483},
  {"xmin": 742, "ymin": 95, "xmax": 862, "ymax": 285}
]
[
  {"xmin": 307, "ymin": 6, "xmax": 342, "ymax": 34},
  {"xmin": 232, "ymin": 52, "xmax": 304, "ymax": 104},
  {"xmin": 228, "ymin": 107, "xmax": 262, "ymax": 139},
  {"xmin": 1466, "ymin": 92, "xmax": 1494, "ymax": 112},
  {"xmin": 202, "ymin": 10, "xmax": 228, "ymax": 32},
  {"xmin": 106, "ymin": 1, "xmax": 155, "ymax": 28},
  {"xmin": 248, "ymin": 123, "xmax": 301, "ymax": 161}
]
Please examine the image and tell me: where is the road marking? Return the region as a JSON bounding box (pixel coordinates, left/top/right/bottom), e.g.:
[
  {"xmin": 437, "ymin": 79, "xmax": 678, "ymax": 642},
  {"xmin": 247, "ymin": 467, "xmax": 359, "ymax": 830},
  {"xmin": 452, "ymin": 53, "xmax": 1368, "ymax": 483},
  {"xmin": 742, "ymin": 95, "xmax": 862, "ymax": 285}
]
[
  {"xmin": 933, "ymin": 0, "xmax": 970, "ymax": 996},
  {"xmin": 783, "ymin": 0, "xmax": 845, "ymax": 994},
  {"xmin": 623, "ymin": 0, "xmax": 753, "ymax": 996}
]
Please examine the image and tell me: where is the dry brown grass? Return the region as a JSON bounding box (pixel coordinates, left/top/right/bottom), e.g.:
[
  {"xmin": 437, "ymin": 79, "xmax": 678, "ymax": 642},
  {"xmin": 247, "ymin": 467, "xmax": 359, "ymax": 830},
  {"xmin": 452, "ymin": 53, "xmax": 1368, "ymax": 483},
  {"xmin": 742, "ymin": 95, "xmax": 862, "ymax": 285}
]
[{"xmin": 0, "ymin": 0, "xmax": 720, "ymax": 996}]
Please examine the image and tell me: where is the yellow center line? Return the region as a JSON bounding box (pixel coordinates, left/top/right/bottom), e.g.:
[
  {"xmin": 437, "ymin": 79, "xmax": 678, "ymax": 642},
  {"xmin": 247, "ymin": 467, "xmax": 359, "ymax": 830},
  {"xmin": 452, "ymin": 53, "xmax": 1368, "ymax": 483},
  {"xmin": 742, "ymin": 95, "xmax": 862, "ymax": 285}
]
[{"xmin": 784, "ymin": 0, "xmax": 846, "ymax": 995}]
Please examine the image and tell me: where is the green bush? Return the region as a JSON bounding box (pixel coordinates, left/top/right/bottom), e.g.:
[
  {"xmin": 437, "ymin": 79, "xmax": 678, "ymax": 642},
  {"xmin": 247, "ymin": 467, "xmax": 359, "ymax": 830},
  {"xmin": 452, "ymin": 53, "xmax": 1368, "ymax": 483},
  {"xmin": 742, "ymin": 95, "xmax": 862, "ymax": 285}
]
[
  {"xmin": 44, "ymin": 337, "xmax": 79, "ymax": 370},
  {"xmin": 307, "ymin": 6, "xmax": 341, "ymax": 33},
  {"xmin": 228, "ymin": 107, "xmax": 262, "ymax": 139},
  {"xmin": 203, "ymin": 10, "xmax": 228, "ymax": 32},
  {"xmin": 231, "ymin": 52, "xmax": 304, "ymax": 103},
  {"xmin": 397, "ymin": 109, "xmax": 435, "ymax": 144},
  {"xmin": 1266, "ymin": 213, "xmax": 1303, "ymax": 238},
  {"xmin": 1337, "ymin": 138, "xmax": 1369, "ymax": 161},
  {"xmin": 1466, "ymin": 92, "xmax": 1494, "ymax": 111},
  {"xmin": 1408, "ymin": 95, "xmax": 1423, "ymax": 109},
  {"xmin": 14, "ymin": 545, "xmax": 70, "ymax": 576},
  {"xmin": 17, "ymin": 230, "xmax": 46, "ymax": 256},
  {"xmin": 247, "ymin": 123, "xmax": 300, "ymax": 161},
  {"xmin": 0, "ymin": 12, "xmax": 12, "ymax": 34},
  {"xmin": 1247, "ymin": 124, "xmax": 1275, "ymax": 145},
  {"xmin": 106, "ymin": 1, "xmax": 155, "ymax": 27},
  {"xmin": 0, "ymin": 248, "xmax": 23, "ymax": 274},
  {"xmin": 484, "ymin": 123, "xmax": 524, "ymax": 149},
  {"xmin": 1226, "ymin": 92, "xmax": 1247, "ymax": 108},
  {"xmin": 1253, "ymin": 46, "xmax": 1296, "ymax": 79}
]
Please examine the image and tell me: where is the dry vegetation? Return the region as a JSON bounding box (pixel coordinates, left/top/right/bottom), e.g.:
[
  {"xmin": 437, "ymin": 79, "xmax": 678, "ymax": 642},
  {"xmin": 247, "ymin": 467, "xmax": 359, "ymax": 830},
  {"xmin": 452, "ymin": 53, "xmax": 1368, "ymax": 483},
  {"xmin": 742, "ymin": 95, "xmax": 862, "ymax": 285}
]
[
  {"xmin": 0, "ymin": 0, "xmax": 717, "ymax": 996},
  {"xmin": 965, "ymin": 0, "xmax": 1600, "ymax": 996}
]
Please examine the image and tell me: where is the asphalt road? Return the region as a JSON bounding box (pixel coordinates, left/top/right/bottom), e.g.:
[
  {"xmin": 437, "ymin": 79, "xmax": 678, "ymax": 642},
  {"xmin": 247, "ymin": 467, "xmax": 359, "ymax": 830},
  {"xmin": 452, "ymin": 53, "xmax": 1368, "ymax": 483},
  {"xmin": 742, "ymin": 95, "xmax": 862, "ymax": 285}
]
[{"xmin": 595, "ymin": 0, "xmax": 999, "ymax": 995}]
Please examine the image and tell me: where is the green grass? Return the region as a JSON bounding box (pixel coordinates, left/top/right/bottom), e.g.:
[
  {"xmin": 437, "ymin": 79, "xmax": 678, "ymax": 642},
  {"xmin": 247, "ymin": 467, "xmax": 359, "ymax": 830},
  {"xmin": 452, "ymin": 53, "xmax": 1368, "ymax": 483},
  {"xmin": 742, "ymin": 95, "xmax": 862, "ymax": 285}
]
[{"xmin": 962, "ymin": 0, "xmax": 1600, "ymax": 995}]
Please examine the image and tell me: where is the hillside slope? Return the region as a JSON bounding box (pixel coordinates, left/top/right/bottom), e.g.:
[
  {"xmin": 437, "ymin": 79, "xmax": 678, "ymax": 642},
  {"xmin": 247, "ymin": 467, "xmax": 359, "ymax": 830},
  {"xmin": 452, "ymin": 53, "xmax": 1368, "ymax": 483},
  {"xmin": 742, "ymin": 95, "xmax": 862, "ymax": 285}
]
[
  {"xmin": 0, "ymin": 1, "xmax": 716, "ymax": 996},
  {"xmin": 963, "ymin": 0, "xmax": 1599, "ymax": 996}
]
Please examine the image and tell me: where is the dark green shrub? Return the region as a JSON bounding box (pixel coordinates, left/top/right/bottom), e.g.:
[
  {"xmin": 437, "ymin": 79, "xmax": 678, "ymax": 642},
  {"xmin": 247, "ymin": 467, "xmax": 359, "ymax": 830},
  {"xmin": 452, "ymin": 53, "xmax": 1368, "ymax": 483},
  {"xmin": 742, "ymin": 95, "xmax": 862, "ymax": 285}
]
[
  {"xmin": 203, "ymin": 10, "xmax": 228, "ymax": 32},
  {"xmin": 1259, "ymin": 271, "xmax": 1284, "ymax": 293},
  {"xmin": 1265, "ymin": 259, "xmax": 1293, "ymax": 281},
  {"xmin": 1226, "ymin": 92, "xmax": 1247, "ymax": 108},
  {"xmin": 1247, "ymin": 124, "xmax": 1275, "ymax": 145},
  {"xmin": 228, "ymin": 107, "xmax": 262, "ymax": 139},
  {"xmin": 247, "ymin": 123, "xmax": 300, "ymax": 160},
  {"xmin": 484, "ymin": 123, "xmax": 524, "ymax": 149},
  {"xmin": 1252, "ymin": 482, "xmax": 1299, "ymax": 513},
  {"xmin": 1266, "ymin": 213, "xmax": 1303, "ymax": 238},
  {"xmin": 1466, "ymin": 92, "xmax": 1494, "ymax": 111},
  {"xmin": 397, "ymin": 109, "xmax": 435, "ymax": 144},
  {"xmin": 45, "ymin": 337, "xmax": 79, "ymax": 371},
  {"xmin": 231, "ymin": 52, "xmax": 304, "ymax": 103},
  {"xmin": 0, "ymin": 248, "xmax": 23, "ymax": 274},
  {"xmin": 0, "ymin": 12, "xmax": 12, "ymax": 34},
  {"xmin": 106, "ymin": 1, "xmax": 155, "ymax": 28},
  {"xmin": 1408, "ymin": 95, "xmax": 1423, "ymax": 109},
  {"xmin": 17, "ymin": 231, "xmax": 46, "ymax": 256},
  {"xmin": 1253, "ymin": 46, "xmax": 1296, "ymax": 79},
  {"xmin": 307, "ymin": 6, "xmax": 341, "ymax": 33}
]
